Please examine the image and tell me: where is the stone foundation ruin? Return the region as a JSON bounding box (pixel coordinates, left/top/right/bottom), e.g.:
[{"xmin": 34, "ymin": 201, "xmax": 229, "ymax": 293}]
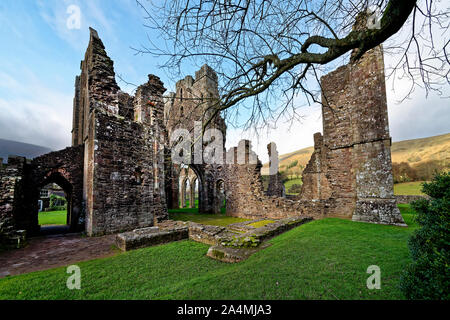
[{"xmin": 0, "ymin": 26, "xmax": 405, "ymax": 249}]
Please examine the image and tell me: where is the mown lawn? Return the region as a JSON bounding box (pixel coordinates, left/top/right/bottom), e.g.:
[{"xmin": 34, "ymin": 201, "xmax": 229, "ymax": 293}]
[
  {"xmin": 38, "ymin": 210, "xmax": 67, "ymax": 226},
  {"xmin": 0, "ymin": 206, "xmax": 417, "ymax": 300},
  {"xmin": 394, "ymin": 181, "xmax": 427, "ymax": 195}
]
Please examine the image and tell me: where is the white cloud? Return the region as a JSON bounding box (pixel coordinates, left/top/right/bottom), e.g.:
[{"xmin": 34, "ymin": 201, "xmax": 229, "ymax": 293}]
[
  {"xmin": 37, "ymin": 0, "xmax": 118, "ymax": 50},
  {"xmin": 226, "ymin": 104, "xmax": 323, "ymax": 163},
  {"xmin": 0, "ymin": 69, "xmax": 72, "ymax": 150}
]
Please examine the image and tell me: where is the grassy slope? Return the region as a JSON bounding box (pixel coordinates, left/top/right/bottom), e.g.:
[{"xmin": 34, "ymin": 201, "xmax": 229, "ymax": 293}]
[
  {"xmin": 261, "ymin": 146, "xmax": 314, "ymax": 175},
  {"xmin": 262, "ymin": 133, "xmax": 450, "ymax": 174},
  {"xmin": 38, "ymin": 210, "xmax": 67, "ymax": 225},
  {"xmin": 0, "ymin": 207, "xmax": 417, "ymax": 300},
  {"xmin": 393, "ymin": 181, "xmax": 426, "ymax": 196},
  {"xmin": 390, "ymin": 133, "xmax": 450, "ymax": 166},
  {"xmin": 284, "ymin": 178, "xmax": 303, "ymax": 194}
]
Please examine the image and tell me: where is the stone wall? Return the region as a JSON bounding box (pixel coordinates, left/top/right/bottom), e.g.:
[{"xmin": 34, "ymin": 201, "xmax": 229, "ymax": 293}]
[
  {"xmin": 0, "ymin": 157, "xmax": 27, "ymax": 249},
  {"xmin": 223, "ymin": 140, "xmax": 326, "ymax": 220},
  {"xmin": 222, "ymin": 45, "xmax": 404, "ymax": 226},
  {"xmin": 28, "ymin": 146, "xmax": 84, "ymax": 232},
  {"xmin": 0, "ymin": 147, "xmax": 83, "ymax": 246},
  {"xmin": 395, "ymin": 195, "xmax": 429, "ymax": 204},
  {"xmin": 71, "ymin": 28, "xmax": 169, "ymax": 236},
  {"xmin": 83, "ymin": 98, "xmax": 167, "ymax": 236}
]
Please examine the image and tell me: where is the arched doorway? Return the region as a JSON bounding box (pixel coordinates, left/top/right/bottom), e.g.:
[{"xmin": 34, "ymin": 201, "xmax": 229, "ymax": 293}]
[
  {"xmin": 37, "ymin": 172, "xmax": 74, "ymax": 234},
  {"xmin": 178, "ymin": 166, "xmax": 202, "ymax": 211}
]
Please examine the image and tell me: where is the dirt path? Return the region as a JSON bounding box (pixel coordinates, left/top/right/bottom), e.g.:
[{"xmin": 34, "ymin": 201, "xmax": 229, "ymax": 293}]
[{"xmin": 0, "ymin": 233, "xmax": 118, "ymax": 278}]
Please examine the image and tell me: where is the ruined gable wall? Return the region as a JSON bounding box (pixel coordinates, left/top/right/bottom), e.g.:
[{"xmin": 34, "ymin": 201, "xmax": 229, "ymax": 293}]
[
  {"xmin": 165, "ymin": 64, "xmax": 226, "ymax": 138},
  {"xmin": 74, "ymin": 29, "xmax": 169, "ymax": 236},
  {"xmin": 72, "ymin": 28, "xmax": 120, "ymax": 147}
]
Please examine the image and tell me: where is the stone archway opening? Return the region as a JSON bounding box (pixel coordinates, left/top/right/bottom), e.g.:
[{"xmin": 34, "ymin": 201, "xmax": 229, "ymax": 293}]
[
  {"xmin": 36, "ymin": 172, "xmax": 74, "ymax": 235},
  {"xmin": 178, "ymin": 165, "xmax": 202, "ymax": 211}
]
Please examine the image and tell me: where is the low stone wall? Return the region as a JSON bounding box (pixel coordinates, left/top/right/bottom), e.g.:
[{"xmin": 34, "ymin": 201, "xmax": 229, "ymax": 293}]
[
  {"xmin": 395, "ymin": 195, "xmax": 429, "ymax": 204},
  {"xmin": 116, "ymin": 216, "xmax": 313, "ymax": 263},
  {"xmin": 115, "ymin": 220, "xmax": 188, "ymax": 251},
  {"xmin": 188, "ymin": 222, "xmax": 229, "ymax": 246},
  {"xmin": 222, "ymin": 216, "xmax": 313, "ymax": 248}
]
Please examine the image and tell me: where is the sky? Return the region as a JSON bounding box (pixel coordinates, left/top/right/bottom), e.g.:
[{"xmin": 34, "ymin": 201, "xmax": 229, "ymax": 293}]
[{"xmin": 0, "ymin": 0, "xmax": 448, "ymax": 163}]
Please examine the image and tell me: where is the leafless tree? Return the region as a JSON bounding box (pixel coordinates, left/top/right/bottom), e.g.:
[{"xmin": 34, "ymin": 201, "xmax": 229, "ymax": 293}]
[{"xmin": 134, "ymin": 0, "xmax": 449, "ymax": 132}]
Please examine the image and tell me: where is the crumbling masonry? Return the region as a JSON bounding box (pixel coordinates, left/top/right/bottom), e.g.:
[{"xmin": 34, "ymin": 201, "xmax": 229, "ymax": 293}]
[{"xmin": 0, "ymin": 26, "xmax": 404, "ymax": 248}]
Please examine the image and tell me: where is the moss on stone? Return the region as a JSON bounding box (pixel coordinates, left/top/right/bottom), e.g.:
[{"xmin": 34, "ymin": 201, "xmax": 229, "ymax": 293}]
[{"xmin": 248, "ymin": 220, "xmax": 275, "ymax": 228}]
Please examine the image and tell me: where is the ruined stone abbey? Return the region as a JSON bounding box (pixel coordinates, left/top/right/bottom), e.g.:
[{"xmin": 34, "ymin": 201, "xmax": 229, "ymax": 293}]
[{"xmin": 0, "ymin": 27, "xmax": 405, "ymax": 248}]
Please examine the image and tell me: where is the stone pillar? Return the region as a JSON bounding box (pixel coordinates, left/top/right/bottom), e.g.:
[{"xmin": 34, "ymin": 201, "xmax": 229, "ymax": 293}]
[
  {"xmin": 266, "ymin": 142, "xmax": 284, "ymax": 197},
  {"xmin": 189, "ymin": 179, "xmax": 195, "ymax": 208}
]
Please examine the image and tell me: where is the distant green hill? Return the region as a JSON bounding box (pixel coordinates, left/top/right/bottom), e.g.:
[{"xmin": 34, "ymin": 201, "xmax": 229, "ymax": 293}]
[
  {"xmin": 262, "ymin": 133, "xmax": 450, "ymax": 176},
  {"xmin": 0, "ymin": 139, "xmax": 52, "ymax": 163}
]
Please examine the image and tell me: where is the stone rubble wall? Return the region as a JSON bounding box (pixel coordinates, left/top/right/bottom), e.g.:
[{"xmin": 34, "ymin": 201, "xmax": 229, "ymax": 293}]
[
  {"xmin": 266, "ymin": 142, "xmax": 285, "ymax": 197},
  {"xmin": 0, "ymin": 146, "xmax": 84, "ymax": 246},
  {"xmin": 84, "ymin": 110, "xmax": 167, "ymax": 236},
  {"xmin": 395, "ymin": 195, "xmax": 429, "ymax": 204},
  {"xmin": 0, "ymin": 157, "xmax": 27, "ymax": 249},
  {"xmin": 223, "ymin": 140, "xmax": 326, "ymax": 220}
]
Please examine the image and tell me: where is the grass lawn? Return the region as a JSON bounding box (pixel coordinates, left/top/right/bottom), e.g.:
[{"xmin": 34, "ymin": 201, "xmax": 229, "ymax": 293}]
[
  {"xmin": 394, "ymin": 181, "xmax": 427, "ymax": 195},
  {"xmin": 38, "ymin": 210, "xmax": 67, "ymax": 226},
  {"xmin": 0, "ymin": 205, "xmax": 418, "ymax": 300},
  {"xmin": 169, "ymin": 211, "xmax": 250, "ymax": 227},
  {"xmin": 284, "ymin": 178, "xmax": 303, "ymax": 195}
]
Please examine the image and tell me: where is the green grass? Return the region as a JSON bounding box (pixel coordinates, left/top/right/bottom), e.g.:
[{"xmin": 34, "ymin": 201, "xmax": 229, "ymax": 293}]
[
  {"xmin": 180, "ymin": 199, "xmax": 199, "ymax": 208},
  {"xmin": 0, "ymin": 206, "xmax": 418, "ymax": 300},
  {"xmin": 397, "ymin": 204, "xmax": 417, "ymax": 215},
  {"xmin": 394, "ymin": 181, "xmax": 426, "ymax": 195},
  {"xmin": 169, "ymin": 211, "xmax": 250, "ymax": 227},
  {"xmin": 38, "ymin": 210, "xmax": 67, "ymax": 226},
  {"xmin": 284, "ymin": 178, "xmax": 303, "ymax": 195}
]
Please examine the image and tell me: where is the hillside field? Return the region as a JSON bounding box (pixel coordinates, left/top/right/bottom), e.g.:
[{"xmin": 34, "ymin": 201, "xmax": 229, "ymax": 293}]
[{"xmin": 262, "ymin": 133, "xmax": 450, "ymax": 176}]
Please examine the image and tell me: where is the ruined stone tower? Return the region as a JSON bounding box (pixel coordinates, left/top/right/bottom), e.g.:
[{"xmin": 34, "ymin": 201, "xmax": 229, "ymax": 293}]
[{"xmin": 300, "ymin": 43, "xmax": 405, "ymax": 226}]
